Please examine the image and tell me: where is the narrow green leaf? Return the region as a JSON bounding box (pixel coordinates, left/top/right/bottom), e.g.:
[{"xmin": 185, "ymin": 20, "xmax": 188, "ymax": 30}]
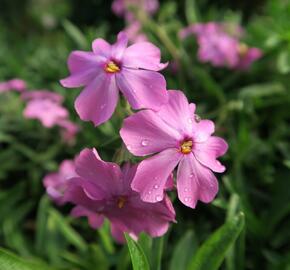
[
  {"xmin": 125, "ymin": 234, "xmax": 150, "ymax": 270},
  {"xmin": 187, "ymin": 212, "xmax": 245, "ymax": 270},
  {"xmin": 0, "ymin": 247, "xmax": 53, "ymax": 270},
  {"xmin": 185, "ymin": 0, "xmax": 199, "ymax": 24},
  {"xmin": 151, "ymin": 237, "xmax": 164, "ymax": 270},
  {"xmin": 62, "ymin": 20, "xmax": 88, "ymax": 49},
  {"xmin": 170, "ymin": 231, "xmax": 197, "ymax": 270}
]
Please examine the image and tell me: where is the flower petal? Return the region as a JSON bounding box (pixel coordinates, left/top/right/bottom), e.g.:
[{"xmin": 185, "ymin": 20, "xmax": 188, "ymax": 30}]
[
  {"xmin": 116, "ymin": 68, "xmax": 167, "ymax": 110},
  {"xmin": 111, "ymin": 32, "xmax": 128, "ymax": 61},
  {"xmin": 131, "ymin": 149, "xmax": 182, "ymax": 203},
  {"xmin": 120, "ymin": 110, "xmax": 182, "ymax": 156},
  {"xmin": 92, "ymin": 38, "xmax": 111, "ymax": 58},
  {"xmin": 192, "ymin": 119, "xmax": 215, "ymax": 143},
  {"xmin": 74, "ymin": 74, "xmax": 119, "ymax": 126},
  {"xmin": 194, "ymin": 136, "xmax": 228, "ymax": 173},
  {"xmin": 75, "ymin": 148, "xmax": 123, "ymax": 196},
  {"xmin": 71, "ymin": 206, "xmax": 104, "ymax": 229},
  {"xmin": 157, "ymin": 90, "xmax": 195, "ymax": 135},
  {"xmin": 123, "ymin": 42, "xmax": 167, "ymax": 71},
  {"xmin": 177, "ymin": 153, "xmax": 218, "ymax": 208}
]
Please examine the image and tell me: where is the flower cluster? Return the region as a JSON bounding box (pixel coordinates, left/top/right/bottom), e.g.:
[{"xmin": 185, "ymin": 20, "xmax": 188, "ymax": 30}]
[
  {"xmin": 0, "ymin": 78, "xmax": 27, "ymax": 93},
  {"xmin": 44, "ymin": 24, "xmax": 246, "ymax": 242},
  {"xmin": 22, "ymin": 90, "xmax": 79, "ymax": 144},
  {"xmin": 180, "ymin": 22, "xmax": 262, "ymax": 69}
]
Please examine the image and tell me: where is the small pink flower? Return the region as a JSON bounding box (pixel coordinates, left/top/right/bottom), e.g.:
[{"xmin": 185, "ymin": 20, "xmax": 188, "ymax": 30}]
[
  {"xmin": 63, "ymin": 148, "xmax": 175, "ymax": 243},
  {"xmin": 120, "ymin": 90, "xmax": 228, "ymax": 208},
  {"xmin": 58, "ymin": 119, "xmax": 80, "ymax": 145},
  {"xmin": 124, "ymin": 21, "xmax": 148, "ymax": 43},
  {"xmin": 112, "ymin": 0, "xmax": 159, "ymax": 21},
  {"xmin": 23, "ymin": 98, "xmax": 68, "ymax": 128},
  {"xmin": 0, "ymin": 79, "xmax": 27, "ymax": 93},
  {"xmin": 60, "ymin": 32, "xmax": 168, "ymax": 126},
  {"xmin": 180, "ymin": 22, "xmax": 262, "ymax": 70},
  {"xmin": 43, "ymin": 159, "xmax": 77, "ymax": 204},
  {"xmin": 21, "ymin": 90, "xmax": 64, "ymax": 103}
]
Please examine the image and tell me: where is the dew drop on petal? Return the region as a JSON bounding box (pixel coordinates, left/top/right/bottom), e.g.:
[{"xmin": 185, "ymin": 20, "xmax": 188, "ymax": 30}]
[
  {"xmin": 155, "ymin": 195, "xmax": 162, "ymax": 202},
  {"xmin": 189, "ymin": 173, "xmax": 194, "ymax": 178},
  {"xmin": 127, "ymin": 145, "xmax": 132, "ymax": 151},
  {"xmin": 188, "ymin": 117, "xmax": 193, "ymax": 124},
  {"xmin": 194, "ymin": 114, "xmax": 201, "ymax": 122},
  {"xmin": 100, "ymin": 104, "xmax": 106, "ymax": 110},
  {"xmin": 184, "ymin": 197, "xmax": 191, "ymax": 202},
  {"xmin": 141, "ymin": 139, "xmax": 149, "ymax": 146},
  {"xmin": 184, "ymin": 188, "xmax": 188, "ymax": 192},
  {"xmin": 153, "ymin": 184, "xmax": 159, "ymax": 189},
  {"xmin": 148, "ymin": 190, "xmax": 152, "ymax": 195}
]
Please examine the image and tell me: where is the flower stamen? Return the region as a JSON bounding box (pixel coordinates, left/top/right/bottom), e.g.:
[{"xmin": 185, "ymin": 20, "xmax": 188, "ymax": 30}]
[
  {"xmin": 105, "ymin": 61, "xmax": 120, "ymax": 73},
  {"xmin": 180, "ymin": 140, "xmax": 193, "ymax": 154},
  {"xmin": 117, "ymin": 196, "xmax": 127, "ymax": 208}
]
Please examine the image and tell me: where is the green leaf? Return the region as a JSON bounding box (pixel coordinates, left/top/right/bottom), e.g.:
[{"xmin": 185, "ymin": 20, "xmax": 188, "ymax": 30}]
[
  {"xmin": 187, "ymin": 212, "xmax": 245, "ymax": 270},
  {"xmin": 238, "ymin": 83, "xmax": 286, "ymax": 99},
  {"xmin": 125, "ymin": 234, "xmax": 150, "ymax": 270},
  {"xmin": 185, "ymin": 0, "xmax": 199, "ymax": 24},
  {"xmin": 277, "ymin": 51, "xmax": 290, "ymax": 74},
  {"xmin": 170, "ymin": 231, "xmax": 198, "ymax": 270},
  {"xmin": 62, "ymin": 20, "xmax": 88, "ymax": 49},
  {"xmin": 0, "ymin": 247, "xmax": 53, "ymax": 270},
  {"xmin": 151, "ymin": 237, "xmax": 164, "ymax": 270}
]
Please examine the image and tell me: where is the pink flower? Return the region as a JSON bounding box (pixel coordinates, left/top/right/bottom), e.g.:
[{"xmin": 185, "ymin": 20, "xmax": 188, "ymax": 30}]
[
  {"xmin": 124, "ymin": 21, "xmax": 148, "ymax": 43},
  {"xmin": 180, "ymin": 22, "xmax": 262, "ymax": 69},
  {"xmin": 23, "ymin": 98, "xmax": 68, "ymax": 128},
  {"xmin": 21, "ymin": 90, "xmax": 64, "ymax": 103},
  {"xmin": 63, "ymin": 148, "xmax": 176, "ymax": 243},
  {"xmin": 120, "ymin": 90, "xmax": 228, "ymax": 208},
  {"xmin": 0, "ymin": 79, "xmax": 27, "ymax": 93},
  {"xmin": 112, "ymin": 0, "xmax": 159, "ymax": 21},
  {"xmin": 60, "ymin": 32, "xmax": 168, "ymax": 126},
  {"xmin": 58, "ymin": 119, "xmax": 80, "ymax": 145},
  {"xmin": 43, "ymin": 159, "xmax": 77, "ymax": 204}
]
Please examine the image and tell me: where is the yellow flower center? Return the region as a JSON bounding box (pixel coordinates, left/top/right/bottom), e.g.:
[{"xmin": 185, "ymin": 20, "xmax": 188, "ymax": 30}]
[
  {"xmin": 238, "ymin": 43, "xmax": 249, "ymax": 57},
  {"xmin": 117, "ymin": 196, "xmax": 127, "ymax": 209},
  {"xmin": 180, "ymin": 140, "xmax": 193, "ymax": 154},
  {"xmin": 105, "ymin": 61, "xmax": 120, "ymax": 73}
]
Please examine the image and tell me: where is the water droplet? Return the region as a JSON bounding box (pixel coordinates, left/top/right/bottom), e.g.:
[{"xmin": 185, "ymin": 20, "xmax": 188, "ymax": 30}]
[
  {"xmin": 155, "ymin": 195, "xmax": 162, "ymax": 202},
  {"xmin": 141, "ymin": 139, "xmax": 149, "ymax": 146},
  {"xmin": 184, "ymin": 197, "xmax": 191, "ymax": 202},
  {"xmin": 188, "ymin": 117, "xmax": 193, "ymax": 124},
  {"xmin": 133, "ymin": 89, "xmax": 136, "ymax": 93},
  {"xmin": 194, "ymin": 114, "xmax": 201, "ymax": 122},
  {"xmin": 127, "ymin": 145, "xmax": 132, "ymax": 151},
  {"xmin": 100, "ymin": 104, "xmax": 106, "ymax": 110},
  {"xmin": 189, "ymin": 173, "xmax": 194, "ymax": 178},
  {"xmin": 153, "ymin": 184, "xmax": 159, "ymax": 189},
  {"xmin": 184, "ymin": 188, "xmax": 188, "ymax": 192},
  {"xmin": 148, "ymin": 190, "xmax": 152, "ymax": 195}
]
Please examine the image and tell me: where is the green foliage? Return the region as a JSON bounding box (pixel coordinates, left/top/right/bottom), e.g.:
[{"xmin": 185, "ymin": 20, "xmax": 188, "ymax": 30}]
[{"xmin": 0, "ymin": 0, "xmax": 290, "ymax": 269}]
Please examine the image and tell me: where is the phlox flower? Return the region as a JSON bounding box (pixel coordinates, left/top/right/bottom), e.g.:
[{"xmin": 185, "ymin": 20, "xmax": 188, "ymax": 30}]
[
  {"xmin": 43, "ymin": 159, "xmax": 76, "ymax": 205},
  {"xmin": 0, "ymin": 78, "xmax": 27, "ymax": 93},
  {"xmin": 58, "ymin": 119, "xmax": 80, "ymax": 145},
  {"xmin": 60, "ymin": 32, "xmax": 168, "ymax": 126},
  {"xmin": 180, "ymin": 22, "xmax": 262, "ymax": 70},
  {"xmin": 120, "ymin": 90, "xmax": 228, "ymax": 208},
  {"xmin": 23, "ymin": 97, "xmax": 68, "ymax": 128},
  {"xmin": 63, "ymin": 148, "xmax": 176, "ymax": 243},
  {"xmin": 112, "ymin": 0, "xmax": 159, "ymax": 21}
]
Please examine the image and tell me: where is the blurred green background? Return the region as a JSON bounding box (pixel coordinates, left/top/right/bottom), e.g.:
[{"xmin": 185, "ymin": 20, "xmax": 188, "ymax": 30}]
[{"xmin": 0, "ymin": 0, "xmax": 290, "ymax": 269}]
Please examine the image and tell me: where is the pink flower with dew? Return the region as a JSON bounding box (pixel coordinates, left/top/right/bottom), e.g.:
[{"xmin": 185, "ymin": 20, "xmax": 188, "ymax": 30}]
[
  {"xmin": 112, "ymin": 0, "xmax": 159, "ymax": 21},
  {"xmin": 43, "ymin": 160, "xmax": 77, "ymax": 205},
  {"xmin": 0, "ymin": 79, "xmax": 27, "ymax": 93},
  {"xmin": 120, "ymin": 90, "xmax": 228, "ymax": 209},
  {"xmin": 58, "ymin": 119, "xmax": 80, "ymax": 145},
  {"xmin": 179, "ymin": 22, "xmax": 262, "ymax": 69},
  {"xmin": 23, "ymin": 98, "xmax": 68, "ymax": 128},
  {"xmin": 63, "ymin": 148, "xmax": 176, "ymax": 243},
  {"xmin": 60, "ymin": 32, "xmax": 168, "ymax": 126}
]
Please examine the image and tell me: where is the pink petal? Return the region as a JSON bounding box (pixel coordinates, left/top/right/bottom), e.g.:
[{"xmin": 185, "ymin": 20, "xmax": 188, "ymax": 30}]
[
  {"xmin": 120, "ymin": 110, "xmax": 182, "ymax": 156},
  {"xmin": 157, "ymin": 90, "xmax": 195, "ymax": 136},
  {"xmin": 131, "ymin": 149, "xmax": 182, "ymax": 203},
  {"xmin": 60, "ymin": 51, "xmax": 102, "ymax": 88},
  {"xmin": 123, "ymin": 42, "xmax": 167, "ymax": 71},
  {"xmin": 74, "ymin": 74, "xmax": 119, "ymax": 126},
  {"xmin": 192, "ymin": 120, "xmax": 215, "ymax": 143},
  {"xmin": 111, "ymin": 32, "xmax": 128, "ymax": 61},
  {"xmin": 110, "ymin": 223, "xmax": 126, "ymax": 243},
  {"xmin": 71, "ymin": 206, "xmax": 104, "ymax": 229},
  {"xmin": 92, "ymin": 39, "xmax": 112, "ymax": 58},
  {"xmin": 177, "ymin": 153, "xmax": 218, "ymax": 208},
  {"xmin": 75, "ymin": 148, "xmax": 123, "ymax": 195},
  {"xmin": 194, "ymin": 136, "xmax": 228, "ymax": 173},
  {"xmin": 116, "ymin": 68, "xmax": 167, "ymax": 110}
]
